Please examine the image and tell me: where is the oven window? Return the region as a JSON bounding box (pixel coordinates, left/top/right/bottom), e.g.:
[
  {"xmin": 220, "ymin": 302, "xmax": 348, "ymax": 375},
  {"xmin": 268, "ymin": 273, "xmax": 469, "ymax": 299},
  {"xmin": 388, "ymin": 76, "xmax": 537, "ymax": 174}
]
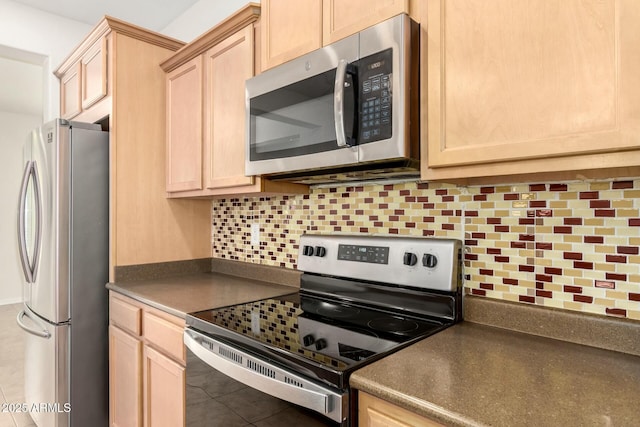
[{"xmin": 249, "ymin": 69, "xmax": 339, "ymax": 161}]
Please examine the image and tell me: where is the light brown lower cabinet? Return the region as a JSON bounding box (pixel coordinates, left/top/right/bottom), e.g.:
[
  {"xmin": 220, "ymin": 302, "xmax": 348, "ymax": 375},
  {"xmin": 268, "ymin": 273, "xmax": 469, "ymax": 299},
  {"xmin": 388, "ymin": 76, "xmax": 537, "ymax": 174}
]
[
  {"xmin": 359, "ymin": 392, "xmax": 444, "ymax": 427},
  {"xmin": 109, "ymin": 292, "xmax": 186, "ymax": 427}
]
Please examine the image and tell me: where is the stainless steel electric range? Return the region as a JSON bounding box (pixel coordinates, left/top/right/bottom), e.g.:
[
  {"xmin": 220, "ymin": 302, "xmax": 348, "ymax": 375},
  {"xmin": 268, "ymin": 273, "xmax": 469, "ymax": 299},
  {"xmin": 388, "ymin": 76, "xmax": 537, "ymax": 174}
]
[{"xmin": 184, "ymin": 234, "xmax": 463, "ymax": 426}]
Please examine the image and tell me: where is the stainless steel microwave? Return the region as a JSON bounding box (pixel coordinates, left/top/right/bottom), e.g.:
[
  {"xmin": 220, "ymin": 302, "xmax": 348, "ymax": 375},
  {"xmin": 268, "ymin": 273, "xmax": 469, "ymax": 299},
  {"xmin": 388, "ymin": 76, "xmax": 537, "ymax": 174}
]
[{"xmin": 245, "ymin": 14, "xmax": 419, "ymax": 184}]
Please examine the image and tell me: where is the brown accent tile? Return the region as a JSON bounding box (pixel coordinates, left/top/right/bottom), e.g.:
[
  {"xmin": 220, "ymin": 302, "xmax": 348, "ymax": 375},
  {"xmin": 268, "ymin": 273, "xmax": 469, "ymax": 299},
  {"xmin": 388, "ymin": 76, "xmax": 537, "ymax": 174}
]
[
  {"xmin": 435, "ymin": 189, "xmax": 448, "ymax": 195},
  {"xmin": 384, "ymin": 184, "xmax": 394, "ymax": 190},
  {"xmin": 465, "ymin": 211, "xmax": 479, "ymax": 217},
  {"xmin": 479, "ymin": 269, "xmax": 494, "ymax": 276},
  {"xmin": 364, "ymin": 197, "xmax": 374, "ymax": 203},
  {"xmin": 536, "ymin": 290, "xmax": 553, "ymax": 298},
  {"xmin": 536, "ymin": 242, "xmax": 553, "ymax": 250},
  {"xmin": 379, "ymin": 191, "xmax": 389, "ymax": 197},
  {"xmin": 554, "ymin": 226, "xmax": 573, "ymax": 234},
  {"xmin": 472, "ymin": 232, "xmax": 486, "ymax": 239},
  {"xmin": 360, "ymin": 227, "xmax": 369, "ymax": 233},
  {"xmin": 606, "ymin": 255, "xmax": 627, "ymax": 263},
  {"xmin": 519, "ymin": 234, "xmax": 535, "ymax": 241},
  {"xmin": 480, "ymin": 283, "xmax": 494, "ymax": 290},
  {"xmin": 605, "ymin": 308, "xmax": 627, "ymax": 317},
  {"xmin": 612, "ymin": 181, "xmax": 634, "ymax": 189},
  {"xmin": 564, "ymin": 285, "xmax": 582, "ymax": 293},
  {"xmin": 630, "ymin": 293, "xmax": 640, "ymax": 302},
  {"xmin": 417, "ymin": 182, "xmax": 429, "ymax": 189},
  {"xmin": 465, "ymin": 253, "xmax": 478, "ymax": 261},
  {"xmin": 549, "ymin": 184, "xmax": 568, "ymax": 191},
  {"xmin": 579, "ymin": 191, "xmax": 599, "ymax": 199},
  {"xmin": 503, "ymin": 278, "xmax": 519, "ymax": 286},
  {"xmin": 630, "ymin": 218, "xmax": 640, "ymax": 226},
  {"xmin": 442, "ymin": 195, "xmax": 454, "ymax": 202},
  {"xmin": 574, "ymin": 261, "xmax": 594, "ymax": 270},
  {"xmin": 590, "ymin": 200, "xmax": 611, "ymax": 209},
  {"xmin": 471, "ymin": 288, "xmax": 486, "ymax": 296},
  {"xmin": 417, "ymin": 196, "xmax": 429, "ymax": 202},
  {"xmin": 564, "ymin": 218, "xmax": 583, "ymax": 225},
  {"xmin": 519, "ymin": 265, "xmax": 535, "ymax": 272},
  {"xmin": 495, "ymin": 256, "xmax": 510, "ymax": 263},
  {"xmin": 511, "ymin": 242, "xmax": 527, "ymax": 249},
  {"xmin": 487, "ymin": 218, "xmax": 502, "ymax": 224},
  {"xmin": 606, "ymin": 273, "xmax": 627, "ymax": 281},
  {"xmin": 519, "ymin": 295, "xmax": 536, "ymax": 303},
  {"xmin": 535, "ymin": 274, "xmax": 553, "ymax": 283},
  {"xmin": 473, "ymin": 194, "xmax": 487, "ymax": 201},
  {"xmin": 495, "ymin": 225, "xmax": 510, "ymax": 232},
  {"xmin": 389, "ymin": 215, "xmax": 399, "ymax": 221},
  {"xmin": 584, "ymin": 236, "xmax": 604, "ymax": 244},
  {"xmin": 504, "ymin": 194, "xmax": 519, "ymax": 200},
  {"xmin": 529, "ymin": 184, "xmax": 546, "ymax": 191},
  {"xmin": 480, "ymin": 186, "xmax": 495, "ymax": 194},
  {"xmin": 595, "ymin": 280, "xmax": 616, "ymax": 289},
  {"xmin": 400, "ymin": 190, "xmax": 411, "ymax": 196},
  {"xmin": 442, "ymin": 209, "xmax": 454, "ymax": 216},
  {"xmin": 442, "ymin": 224, "xmax": 455, "ymax": 230},
  {"xmin": 536, "ymin": 209, "xmax": 552, "ymax": 217},
  {"xmin": 530, "ymin": 201, "xmax": 547, "ymax": 208},
  {"xmin": 545, "ymin": 267, "xmax": 563, "ymax": 275},
  {"xmin": 595, "ymin": 209, "xmax": 616, "ymax": 217},
  {"xmin": 486, "ymin": 248, "xmax": 501, "ymax": 255},
  {"xmin": 519, "ymin": 218, "xmax": 535, "ymax": 225},
  {"xmin": 617, "ymin": 246, "xmax": 639, "ymax": 255},
  {"xmin": 405, "ymin": 222, "xmax": 416, "ymax": 228},
  {"xmin": 574, "ymin": 295, "xmax": 594, "ymax": 303},
  {"xmin": 423, "ymin": 216, "xmax": 435, "ymax": 223}
]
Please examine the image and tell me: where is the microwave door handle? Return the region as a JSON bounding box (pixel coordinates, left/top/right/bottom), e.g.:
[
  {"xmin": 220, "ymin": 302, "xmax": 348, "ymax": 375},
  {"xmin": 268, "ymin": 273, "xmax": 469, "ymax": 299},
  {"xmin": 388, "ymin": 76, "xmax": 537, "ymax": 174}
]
[{"xmin": 334, "ymin": 59, "xmax": 349, "ymax": 147}]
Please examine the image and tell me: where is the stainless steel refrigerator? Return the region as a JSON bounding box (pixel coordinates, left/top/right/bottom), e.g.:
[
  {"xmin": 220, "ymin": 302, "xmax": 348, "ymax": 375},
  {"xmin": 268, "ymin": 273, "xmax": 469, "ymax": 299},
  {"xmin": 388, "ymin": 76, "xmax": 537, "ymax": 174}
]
[{"xmin": 16, "ymin": 119, "xmax": 109, "ymax": 427}]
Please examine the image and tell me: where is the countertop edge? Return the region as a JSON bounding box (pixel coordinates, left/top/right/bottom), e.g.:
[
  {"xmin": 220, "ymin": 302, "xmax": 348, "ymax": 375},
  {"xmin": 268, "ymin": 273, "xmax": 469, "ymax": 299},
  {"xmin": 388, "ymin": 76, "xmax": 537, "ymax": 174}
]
[{"xmin": 106, "ymin": 282, "xmax": 187, "ymax": 319}]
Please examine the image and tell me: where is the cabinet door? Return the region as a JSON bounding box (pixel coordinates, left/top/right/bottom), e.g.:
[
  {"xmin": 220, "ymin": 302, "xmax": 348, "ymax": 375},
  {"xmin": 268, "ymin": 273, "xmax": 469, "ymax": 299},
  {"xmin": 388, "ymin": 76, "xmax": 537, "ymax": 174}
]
[
  {"xmin": 165, "ymin": 56, "xmax": 203, "ymax": 193},
  {"xmin": 359, "ymin": 392, "xmax": 444, "ymax": 427},
  {"xmin": 109, "ymin": 326, "xmax": 142, "ymax": 427},
  {"xmin": 60, "ymin": 63, "xmax": 82, "ymax": 119},
  {"xmin": 143, "ymin": 345, "xmax": 185, "ymax": 427},
  {"xmin": 424, "ymin": 0, "xmax": 640, "ymax": 176},
  {"xmin": 260, "ymin": 0, "xmax": 322, "ymax": 71},
  {"xmin": 203, "ymin": 25, "xmax": 255, "ymax": 189},
  {"xmin": 323, "ymin": 0, "xmax": 409, "ymax": 44},
  {"xmin": 82, "ymin": 36, "xmax": 108, "ymax": 110}
]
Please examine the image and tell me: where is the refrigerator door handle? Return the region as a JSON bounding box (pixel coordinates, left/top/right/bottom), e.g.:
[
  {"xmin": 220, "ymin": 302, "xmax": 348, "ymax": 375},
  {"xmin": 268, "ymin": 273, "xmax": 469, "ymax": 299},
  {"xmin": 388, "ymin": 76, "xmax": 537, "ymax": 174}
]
[
  {"xmin": 17, "ymin": 161, "xmax": 42, "ymax": 284},
  {"xmin": 18, "ymin": 160, "xmax": 33, "ymax": 283},
  {"xmin": 16, "ymin": 309, "xmax": 51, "ymax": 339}
]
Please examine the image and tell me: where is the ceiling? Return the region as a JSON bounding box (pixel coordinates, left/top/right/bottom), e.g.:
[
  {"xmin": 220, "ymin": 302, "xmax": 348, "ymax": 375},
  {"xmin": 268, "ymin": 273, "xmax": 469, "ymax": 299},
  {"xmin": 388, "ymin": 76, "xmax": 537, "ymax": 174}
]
[{"xmin": 10, "ymin": 0, "xmax": 200, "ymax": 31}]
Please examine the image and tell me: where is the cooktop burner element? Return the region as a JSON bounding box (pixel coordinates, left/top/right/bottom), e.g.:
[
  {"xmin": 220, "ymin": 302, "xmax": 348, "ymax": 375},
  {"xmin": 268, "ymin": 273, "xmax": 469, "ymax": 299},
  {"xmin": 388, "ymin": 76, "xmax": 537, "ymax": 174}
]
[
  {"xmin": 185, "ymin": 234, "xmax": 463, "ymax": 426},
  {"xmin": 367, "ymin": 317, "xmax": 420, "ymax": 334}
]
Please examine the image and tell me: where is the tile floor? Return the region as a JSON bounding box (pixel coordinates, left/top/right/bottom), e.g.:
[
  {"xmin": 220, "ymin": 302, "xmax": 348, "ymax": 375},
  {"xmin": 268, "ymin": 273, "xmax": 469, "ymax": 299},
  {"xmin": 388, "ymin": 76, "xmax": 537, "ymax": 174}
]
[{"xmin": 0, "ymin": 303, "xmax": 35, "ymax": 427}]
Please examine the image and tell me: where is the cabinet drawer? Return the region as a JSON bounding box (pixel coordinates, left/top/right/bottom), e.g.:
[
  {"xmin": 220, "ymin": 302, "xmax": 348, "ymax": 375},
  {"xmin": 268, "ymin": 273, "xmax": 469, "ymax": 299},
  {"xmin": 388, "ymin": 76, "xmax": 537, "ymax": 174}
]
[
  {"xmin": 142, "ymin": 311, "xmax": 185, "ymax": 365},
  {"xmin": 110, "ymin": 295, "xmax": 142, "ymax": 336}
]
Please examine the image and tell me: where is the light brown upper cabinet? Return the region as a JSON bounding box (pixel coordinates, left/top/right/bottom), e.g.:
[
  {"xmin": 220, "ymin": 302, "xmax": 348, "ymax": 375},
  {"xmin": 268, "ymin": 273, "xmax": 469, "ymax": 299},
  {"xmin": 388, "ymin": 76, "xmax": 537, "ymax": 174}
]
[
  {"xmin": 59, "ymin": 35, "xmax": 108, "ymax": 119},
  {"xmin": 56, "ymin": 17, "xmax": 212, "ymax": 281},
  {"xmin": 260, "ymin": 0, "xmax": 413, "ymax": 71},
  {"xmin": 420, "ymin": 0, "xmax": 640, "ymax": 182},
  {"xmin": 161, "ymin": 3, "xmax": 307, "ymax": 198}
]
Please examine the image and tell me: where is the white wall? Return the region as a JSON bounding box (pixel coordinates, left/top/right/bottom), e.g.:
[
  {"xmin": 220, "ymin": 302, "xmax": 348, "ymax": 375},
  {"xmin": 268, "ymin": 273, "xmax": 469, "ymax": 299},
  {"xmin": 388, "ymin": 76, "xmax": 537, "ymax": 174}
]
[
  {"xmin": 161, "ymin": 0, "xmax": 257, "ymax": 42},
  {"xmin": 0, "ymin": 0, "xmax": 92, "ymax": 120}
]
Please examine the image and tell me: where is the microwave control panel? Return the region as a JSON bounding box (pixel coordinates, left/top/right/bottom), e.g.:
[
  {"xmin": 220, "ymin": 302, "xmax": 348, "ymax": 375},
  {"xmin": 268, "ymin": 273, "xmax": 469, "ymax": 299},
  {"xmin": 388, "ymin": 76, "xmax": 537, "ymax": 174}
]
[{"xmin": 359, "ymin": 48, "xmax": 393, "ymax": 144}]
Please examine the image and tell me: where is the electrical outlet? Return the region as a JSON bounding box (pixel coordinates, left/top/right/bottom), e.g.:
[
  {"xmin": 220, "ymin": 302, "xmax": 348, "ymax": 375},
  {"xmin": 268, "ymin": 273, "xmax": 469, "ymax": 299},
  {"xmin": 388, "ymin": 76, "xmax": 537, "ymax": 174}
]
[{"xmin": 251, "ymin": 223, "xmax": 260, "ymax": 246}]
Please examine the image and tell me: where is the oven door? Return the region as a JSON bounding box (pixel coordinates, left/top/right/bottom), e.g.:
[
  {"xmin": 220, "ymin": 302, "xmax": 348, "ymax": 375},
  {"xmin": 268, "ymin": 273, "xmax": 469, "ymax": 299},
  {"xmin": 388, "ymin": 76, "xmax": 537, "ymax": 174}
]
[
  {"xmin": 184, "ymin": 328, "xmax": 347, "ymax": 426},
  {"xmin": 245, "ymin": 34, "xmax": 359, "ymax": 176}
]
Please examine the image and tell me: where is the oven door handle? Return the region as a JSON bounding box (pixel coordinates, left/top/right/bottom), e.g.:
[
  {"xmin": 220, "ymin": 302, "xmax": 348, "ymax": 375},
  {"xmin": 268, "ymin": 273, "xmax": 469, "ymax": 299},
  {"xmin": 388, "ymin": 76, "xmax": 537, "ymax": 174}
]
[{"xmin": 185, "ymin": 329, "xmax": 343, "ymax": 421}]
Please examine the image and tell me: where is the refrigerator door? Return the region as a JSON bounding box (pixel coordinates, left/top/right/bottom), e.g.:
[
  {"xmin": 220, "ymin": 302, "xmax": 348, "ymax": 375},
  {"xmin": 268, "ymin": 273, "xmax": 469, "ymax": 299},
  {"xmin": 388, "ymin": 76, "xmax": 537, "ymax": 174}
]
[
  {"xmin": 25, "ymin": 120, "xmax": 71, "ymax": 324},
  {"xmin": 20, "ymin": 306, "xmax": 70, "ymax": 427}
]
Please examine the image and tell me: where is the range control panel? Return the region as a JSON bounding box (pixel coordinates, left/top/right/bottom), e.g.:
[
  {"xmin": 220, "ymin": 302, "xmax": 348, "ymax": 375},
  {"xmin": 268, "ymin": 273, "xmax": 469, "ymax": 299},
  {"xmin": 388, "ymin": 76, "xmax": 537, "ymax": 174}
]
[
  {"xmin": 298, "ymin": 234, "xmax": 462, "ymax": 293},
  {"xmin": 337, "ymin": 244, "xmax": 389, "ymax": 264}
]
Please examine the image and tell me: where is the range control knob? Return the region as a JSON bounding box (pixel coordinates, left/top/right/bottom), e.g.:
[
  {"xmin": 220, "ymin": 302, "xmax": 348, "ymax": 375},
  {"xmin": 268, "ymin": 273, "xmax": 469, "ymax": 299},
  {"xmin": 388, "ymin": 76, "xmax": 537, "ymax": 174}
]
[
  {"xmin": 303, "ymin": 245, "xmax": 315, "ymax": 256},
  {"xmin": 403, "ymin": 252, "xmax": 418, "ymax": 266},
  {"xmin": 422, "ymin": 253, "xmax": 438, "ymax": 268},
  {"xmin": 314, "ymin": 338, "xmax": 327, "ymax": 351},
  {"xmin": 302, "ymin": 334, "xmax": 315, "ymax": 346},
  {"xmin": 314, "ymin": 246, "xmax": 326, "ymax": 257}
]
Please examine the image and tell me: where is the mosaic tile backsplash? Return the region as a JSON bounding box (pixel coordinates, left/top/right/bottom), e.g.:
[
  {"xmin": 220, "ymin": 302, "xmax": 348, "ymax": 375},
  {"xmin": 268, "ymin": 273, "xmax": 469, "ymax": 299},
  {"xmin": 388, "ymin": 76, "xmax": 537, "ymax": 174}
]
[{"xmin": 211, "ymin": 179, "xmax": 640, "ymax": 321}]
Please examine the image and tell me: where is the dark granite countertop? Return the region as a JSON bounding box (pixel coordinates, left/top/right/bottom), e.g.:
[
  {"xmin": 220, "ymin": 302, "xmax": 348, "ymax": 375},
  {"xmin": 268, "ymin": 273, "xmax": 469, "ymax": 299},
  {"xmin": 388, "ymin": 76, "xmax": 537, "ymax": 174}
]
[
  {"xmin": 107, "ymin": 271, "xmax": 298, "ymax": 318},
  {"xmin": 351, "ymin": 297, "xmax": 640, "ymax": 426}
]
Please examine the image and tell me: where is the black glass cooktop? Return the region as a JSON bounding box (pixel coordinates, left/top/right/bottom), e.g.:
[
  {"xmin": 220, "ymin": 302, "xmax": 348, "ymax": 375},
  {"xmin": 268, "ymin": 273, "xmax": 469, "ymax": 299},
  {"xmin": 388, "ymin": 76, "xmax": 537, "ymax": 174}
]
[{"xmin": 186, "ymin": 292, "xmax": 448, "ymax": 389}]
